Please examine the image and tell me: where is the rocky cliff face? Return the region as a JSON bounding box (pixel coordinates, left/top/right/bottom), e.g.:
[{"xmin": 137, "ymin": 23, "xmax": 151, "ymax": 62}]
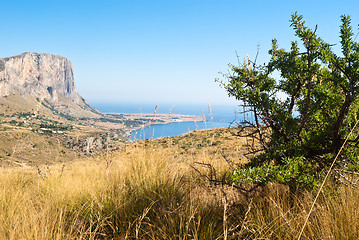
[
  {"xmin": 0, "ymin": 52, "xmax": 81, "ymax": 104},
  {"xmin": 0, "ymin": 52, "xmax": 102, "ymax": 118}
]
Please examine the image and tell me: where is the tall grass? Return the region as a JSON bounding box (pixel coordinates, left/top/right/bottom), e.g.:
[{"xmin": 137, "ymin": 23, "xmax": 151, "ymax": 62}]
[{"xmin": 0, "ymin": 133, "xmax": 358, "ymax": 239}]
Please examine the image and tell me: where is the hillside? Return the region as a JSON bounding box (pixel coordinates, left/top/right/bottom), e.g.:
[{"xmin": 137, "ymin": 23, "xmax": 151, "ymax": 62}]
[
  {"xmin": 0, "ymin": 53, "xmax": 123, "ymax": 165},
  {"xmin": 0, "ymin": 52, "xmax": 203, "ymax": 166}
]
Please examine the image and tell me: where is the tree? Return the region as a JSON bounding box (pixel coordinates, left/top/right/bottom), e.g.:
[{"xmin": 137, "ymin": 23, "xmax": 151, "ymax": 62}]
[{"xmin": 220, "ymin": 13, "xmax": 359, "ymax": 190}]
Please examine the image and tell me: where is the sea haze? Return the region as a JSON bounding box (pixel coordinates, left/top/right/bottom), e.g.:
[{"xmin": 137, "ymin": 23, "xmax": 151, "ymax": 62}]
[{"xmin": 91, "ymin": 102, "xmax": 242, "ymax": 140}]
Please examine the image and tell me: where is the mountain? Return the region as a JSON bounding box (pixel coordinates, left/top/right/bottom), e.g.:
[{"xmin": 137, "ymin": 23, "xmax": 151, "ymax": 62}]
[
  {"xmin": 0, "ymin": 52, "xmax": 101, "ymax": 118},
  {"xmin": 0, "ymin": 52, "xmax": 126, "ymax": 166},
  {"xmin": 0, "ymin": 52, "xmax": 204, "ymax": 166}
]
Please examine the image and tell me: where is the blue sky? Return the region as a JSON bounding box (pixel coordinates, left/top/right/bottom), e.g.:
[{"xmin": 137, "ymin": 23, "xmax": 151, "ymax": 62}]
[{"xmin": 1, "ymin": 0, "xmax": 358, "ymax": 106}]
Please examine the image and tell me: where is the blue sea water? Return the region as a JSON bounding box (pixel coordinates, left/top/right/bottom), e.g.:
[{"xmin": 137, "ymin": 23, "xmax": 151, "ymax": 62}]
[{"xmin": 91, "ymin": 102, "xmax": 242, "ymax": 140}]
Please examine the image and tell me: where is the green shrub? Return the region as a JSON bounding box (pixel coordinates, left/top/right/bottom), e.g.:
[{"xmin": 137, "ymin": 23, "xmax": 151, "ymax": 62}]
[{"xmin": 220, "ymin": 13, "xmax": 359, "ymax": 190}]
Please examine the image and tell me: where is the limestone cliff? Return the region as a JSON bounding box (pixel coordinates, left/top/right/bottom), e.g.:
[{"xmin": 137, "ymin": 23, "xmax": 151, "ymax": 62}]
[
  {"xmin": 0, "ymin": 52, "xmax": 101, "ymax": 118},
  {"xmin": 0, "ymin": 52, "xmax": 81, "ymax": 104}
]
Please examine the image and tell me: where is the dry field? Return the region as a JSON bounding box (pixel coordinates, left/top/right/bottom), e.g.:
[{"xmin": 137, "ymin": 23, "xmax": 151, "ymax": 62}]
[{"xmin": 0, "ymin": 128, "xmax": 358, "ymax": 239}]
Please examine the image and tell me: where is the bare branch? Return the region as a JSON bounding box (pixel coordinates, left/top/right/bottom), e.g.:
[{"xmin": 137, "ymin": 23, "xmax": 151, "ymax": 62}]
[{"xmin": 189, "ymin": 162, "xmax": 262, "ymax": 194}]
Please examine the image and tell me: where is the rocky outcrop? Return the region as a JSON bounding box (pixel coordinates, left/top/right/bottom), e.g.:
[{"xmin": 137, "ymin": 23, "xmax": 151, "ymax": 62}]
[{"xmin": 0, "ymin": 52, "xmax": 81, "ymax": 104}]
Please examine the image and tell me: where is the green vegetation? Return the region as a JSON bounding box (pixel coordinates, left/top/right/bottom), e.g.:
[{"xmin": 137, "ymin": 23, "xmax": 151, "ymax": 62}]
[
  {"xmin": 39, "ymin": 123, "xmax": 72, "ymax": 131},
  {"xmin": 220, "ymin": 13, "xmax": 359, "ymax": 190},
  {"xmin": 40, "ymin": 100, "xmax": 77, "ymax": 121}
]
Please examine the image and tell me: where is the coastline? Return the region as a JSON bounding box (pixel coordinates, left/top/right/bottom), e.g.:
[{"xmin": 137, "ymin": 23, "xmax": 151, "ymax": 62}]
[
  {"xmin": 125, "ymin": 116, "xmax": 231, "ymax": 141},
  {"xmin": 109, "ymin": 113, "xmax": 204, "ymax": 138}
]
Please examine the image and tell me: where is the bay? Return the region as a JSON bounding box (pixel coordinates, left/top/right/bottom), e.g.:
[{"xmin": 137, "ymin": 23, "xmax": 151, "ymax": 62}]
[
  {"xmin": 91, "ymin": 102, "xmax": 242, "ymax": 140},
  {"xmin": 130, "ymin": 120, "xmax": 230, "ymax": 141}
]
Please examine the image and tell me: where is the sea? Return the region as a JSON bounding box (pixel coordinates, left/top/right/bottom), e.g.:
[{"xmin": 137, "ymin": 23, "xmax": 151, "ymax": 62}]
[{"xmin": 91, "ymin": 102, "xmax": 243, "ymax": 141}]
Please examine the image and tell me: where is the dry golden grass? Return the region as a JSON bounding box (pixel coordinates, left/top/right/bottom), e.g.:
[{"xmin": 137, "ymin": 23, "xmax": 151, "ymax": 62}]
[{"xmin": 0, "ymin": 128, "xmax": 358, "ymax": 239}]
